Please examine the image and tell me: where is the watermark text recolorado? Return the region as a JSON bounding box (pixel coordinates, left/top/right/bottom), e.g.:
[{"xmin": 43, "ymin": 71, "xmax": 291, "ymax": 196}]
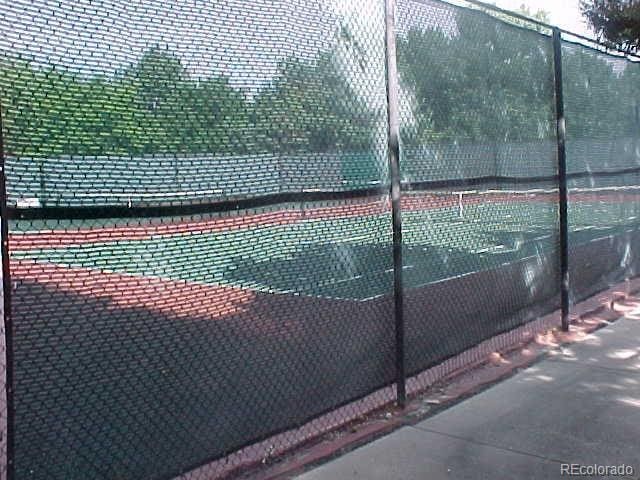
[{"xmin": 560, "ymin": 464, "xmax": 634, "ymax": 476}]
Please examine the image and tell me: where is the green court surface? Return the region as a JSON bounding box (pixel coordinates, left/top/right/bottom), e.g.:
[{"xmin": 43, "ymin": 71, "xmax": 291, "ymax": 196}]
[{"xmin": 11, "ymin": 194, "xmax": 640, "ymax": 301}]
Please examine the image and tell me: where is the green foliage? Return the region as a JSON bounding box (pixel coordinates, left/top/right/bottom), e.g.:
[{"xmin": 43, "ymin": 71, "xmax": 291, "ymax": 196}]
[
  {"xmin": 397, "ymin": 10, "xmax": 555, "ymax": 146},
  {"xmin": 581, "ymin": 0, "xmax": 640, "ymax": 53},
  {"xmin": 482, "ymin": 3, "xmax": 552, "ymax": 34},
  {"xmin": 0, "ymin": 44, "xmax": 375, "ymax": 157},
  {"xmin": 513, "ymin": 4, "xmax": 551, "ymax": 24},
  {"xmin": 253, "ymin": 52, "xmax": 376, "ymax": 154},
  {"xmin": 562, "ymin": 44, "xmax": 640, "ymax": 139}
]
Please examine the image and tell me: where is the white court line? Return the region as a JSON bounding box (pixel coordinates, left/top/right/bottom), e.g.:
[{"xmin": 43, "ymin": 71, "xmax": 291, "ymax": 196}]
[{"xmin": 69, "ymin": 189, "xmax": 224, "ymax": 197}]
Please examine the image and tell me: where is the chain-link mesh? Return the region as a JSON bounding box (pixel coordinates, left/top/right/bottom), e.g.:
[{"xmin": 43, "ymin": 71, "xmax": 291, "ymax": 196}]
[
  {"xmin": 0, "ymin": 1, "xmax": 395, "ymax": 479},
  {"xmin": 1, "ymin": 0, "xmax": 640, "ymax": 479},
  {"xmin": 562, "ymin": 39, "xmax": 640, "ymax": 302},
  {"xmin": 395, "ymin": 0, "xmax": 560, "ymax": 378}
]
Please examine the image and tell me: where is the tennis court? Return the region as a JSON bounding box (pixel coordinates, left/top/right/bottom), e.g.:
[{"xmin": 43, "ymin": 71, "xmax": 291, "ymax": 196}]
[
  {"xmin": 6, "ymin": 188, "xmax": 640, "ymax": 479},
  {"xmin": 9, "ymin": 186, "xmax": 639, "ymax": 303}
]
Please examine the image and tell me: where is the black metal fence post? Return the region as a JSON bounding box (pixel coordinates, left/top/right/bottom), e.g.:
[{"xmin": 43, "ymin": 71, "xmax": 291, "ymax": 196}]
[
  {"xmin": 384, "ymin": 0, "xmax": 406, "ymax": 407},
  {"xmin": 0, "ymin": 103, "xmax": 15, "ymax": 478},
  {"xmin": 553, "ymin": 28, "xmax": 570, "ymax": 332}
]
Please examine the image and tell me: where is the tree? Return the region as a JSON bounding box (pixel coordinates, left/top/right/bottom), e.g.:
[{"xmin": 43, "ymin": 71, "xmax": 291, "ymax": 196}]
[
  {"xmin": 173, "ymin": 77, "xmax": 252, "ymax": 155},
  {"xmin": 581, "ymin": 0, "xmax": 640, "ymax": 53},
  {"xmin": 396, "ymin": 8, "xmax": 556, "ymax": 147},
  {"xmin": 0, "ymin": 47, "xmax": 253, "ymax": 157},
  {"xmin": 0, "ymin": 54, "xmax": 45, "ymax": 156},
  {"xmin": 619, "ymin": 60, "xmax": 640, "ymax": 135},
  {"xmin": 252, "ymin": 49, "xmax": 377, "ymax": 154},
  {"xmin": 561, "ymin": 45, "xmax": 627, "ymax": 140},
  {"xmin": 513, "ymin": 4, "xmax": 551, "ymax": 23},
  {"xmin": 124, "ymin": 47, "xmax": 252, "ymax": 155},
  {"xmin": 482, "ymin": 3, "xmax": 551, "ymax": 33}
]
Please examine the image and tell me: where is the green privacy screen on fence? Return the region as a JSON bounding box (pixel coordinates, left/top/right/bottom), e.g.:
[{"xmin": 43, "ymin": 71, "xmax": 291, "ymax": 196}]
[
  {"xmin": 1, "ymin": 1, "xmax": 395, "ymax": 479},
  {"xmin": 395, "ymin": 0, "xmax": 561, "ymax": 377},
  {"xmin": 0, "ymin": 0, "xmax": 639, "ymax": 479},
  {"xmin": 562, "ymin": 40, "xmax": 640, "ymax": 302}
]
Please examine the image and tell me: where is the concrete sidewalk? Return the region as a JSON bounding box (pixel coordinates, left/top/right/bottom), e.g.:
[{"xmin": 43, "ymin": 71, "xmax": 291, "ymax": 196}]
[{"xmin": 295, "ymin": 316, "xmax": 640, "ymax": 480}]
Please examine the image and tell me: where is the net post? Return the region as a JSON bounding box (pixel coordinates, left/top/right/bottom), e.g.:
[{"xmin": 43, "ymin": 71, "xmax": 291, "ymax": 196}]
[
  {"xmin": 0, "ymin": 100, "xmax": 14, "ymax": 480},
  {"xmin": 384, "ymin": 0, "xmax": 406, "ymax": 407},
  {"xmin": 38, "ymin": 159, "xmax": 45, "ymax": 208},
  {"xmin": 553, "ymin": 28, "xmax": 570, "ymax": 332}
]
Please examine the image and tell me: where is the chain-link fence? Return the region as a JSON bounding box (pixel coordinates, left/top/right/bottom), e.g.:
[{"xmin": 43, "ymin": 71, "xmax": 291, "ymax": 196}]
[
  {"xmin": 562, "ymin": 38, "xmax": 640, "ymax": 302},
  {"xmin": 0, "ymin": 0, "xmax": 639, "ymax": 479},
  {"xmin": 396, "ymin": 0, "xmax": 561, "ymax": 379}
]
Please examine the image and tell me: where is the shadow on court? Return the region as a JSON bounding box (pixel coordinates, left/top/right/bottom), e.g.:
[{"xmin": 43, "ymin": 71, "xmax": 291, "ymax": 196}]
[
  {"xmin": 12, "ymin": 278, "xmax": 395, "ymax": 480},
  {"xmin": 223, "ymin": 229, "xmax": 558, "ymax": 301},
  {"xmin": 10, "ymin": 227, "xmax": 640, "ymax": 479}
]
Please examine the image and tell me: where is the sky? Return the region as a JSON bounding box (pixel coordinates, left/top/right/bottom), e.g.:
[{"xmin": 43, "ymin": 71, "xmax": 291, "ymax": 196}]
[{"xmin": 491, "ymin": 0, "xmax": 592, "ymax": 37}]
